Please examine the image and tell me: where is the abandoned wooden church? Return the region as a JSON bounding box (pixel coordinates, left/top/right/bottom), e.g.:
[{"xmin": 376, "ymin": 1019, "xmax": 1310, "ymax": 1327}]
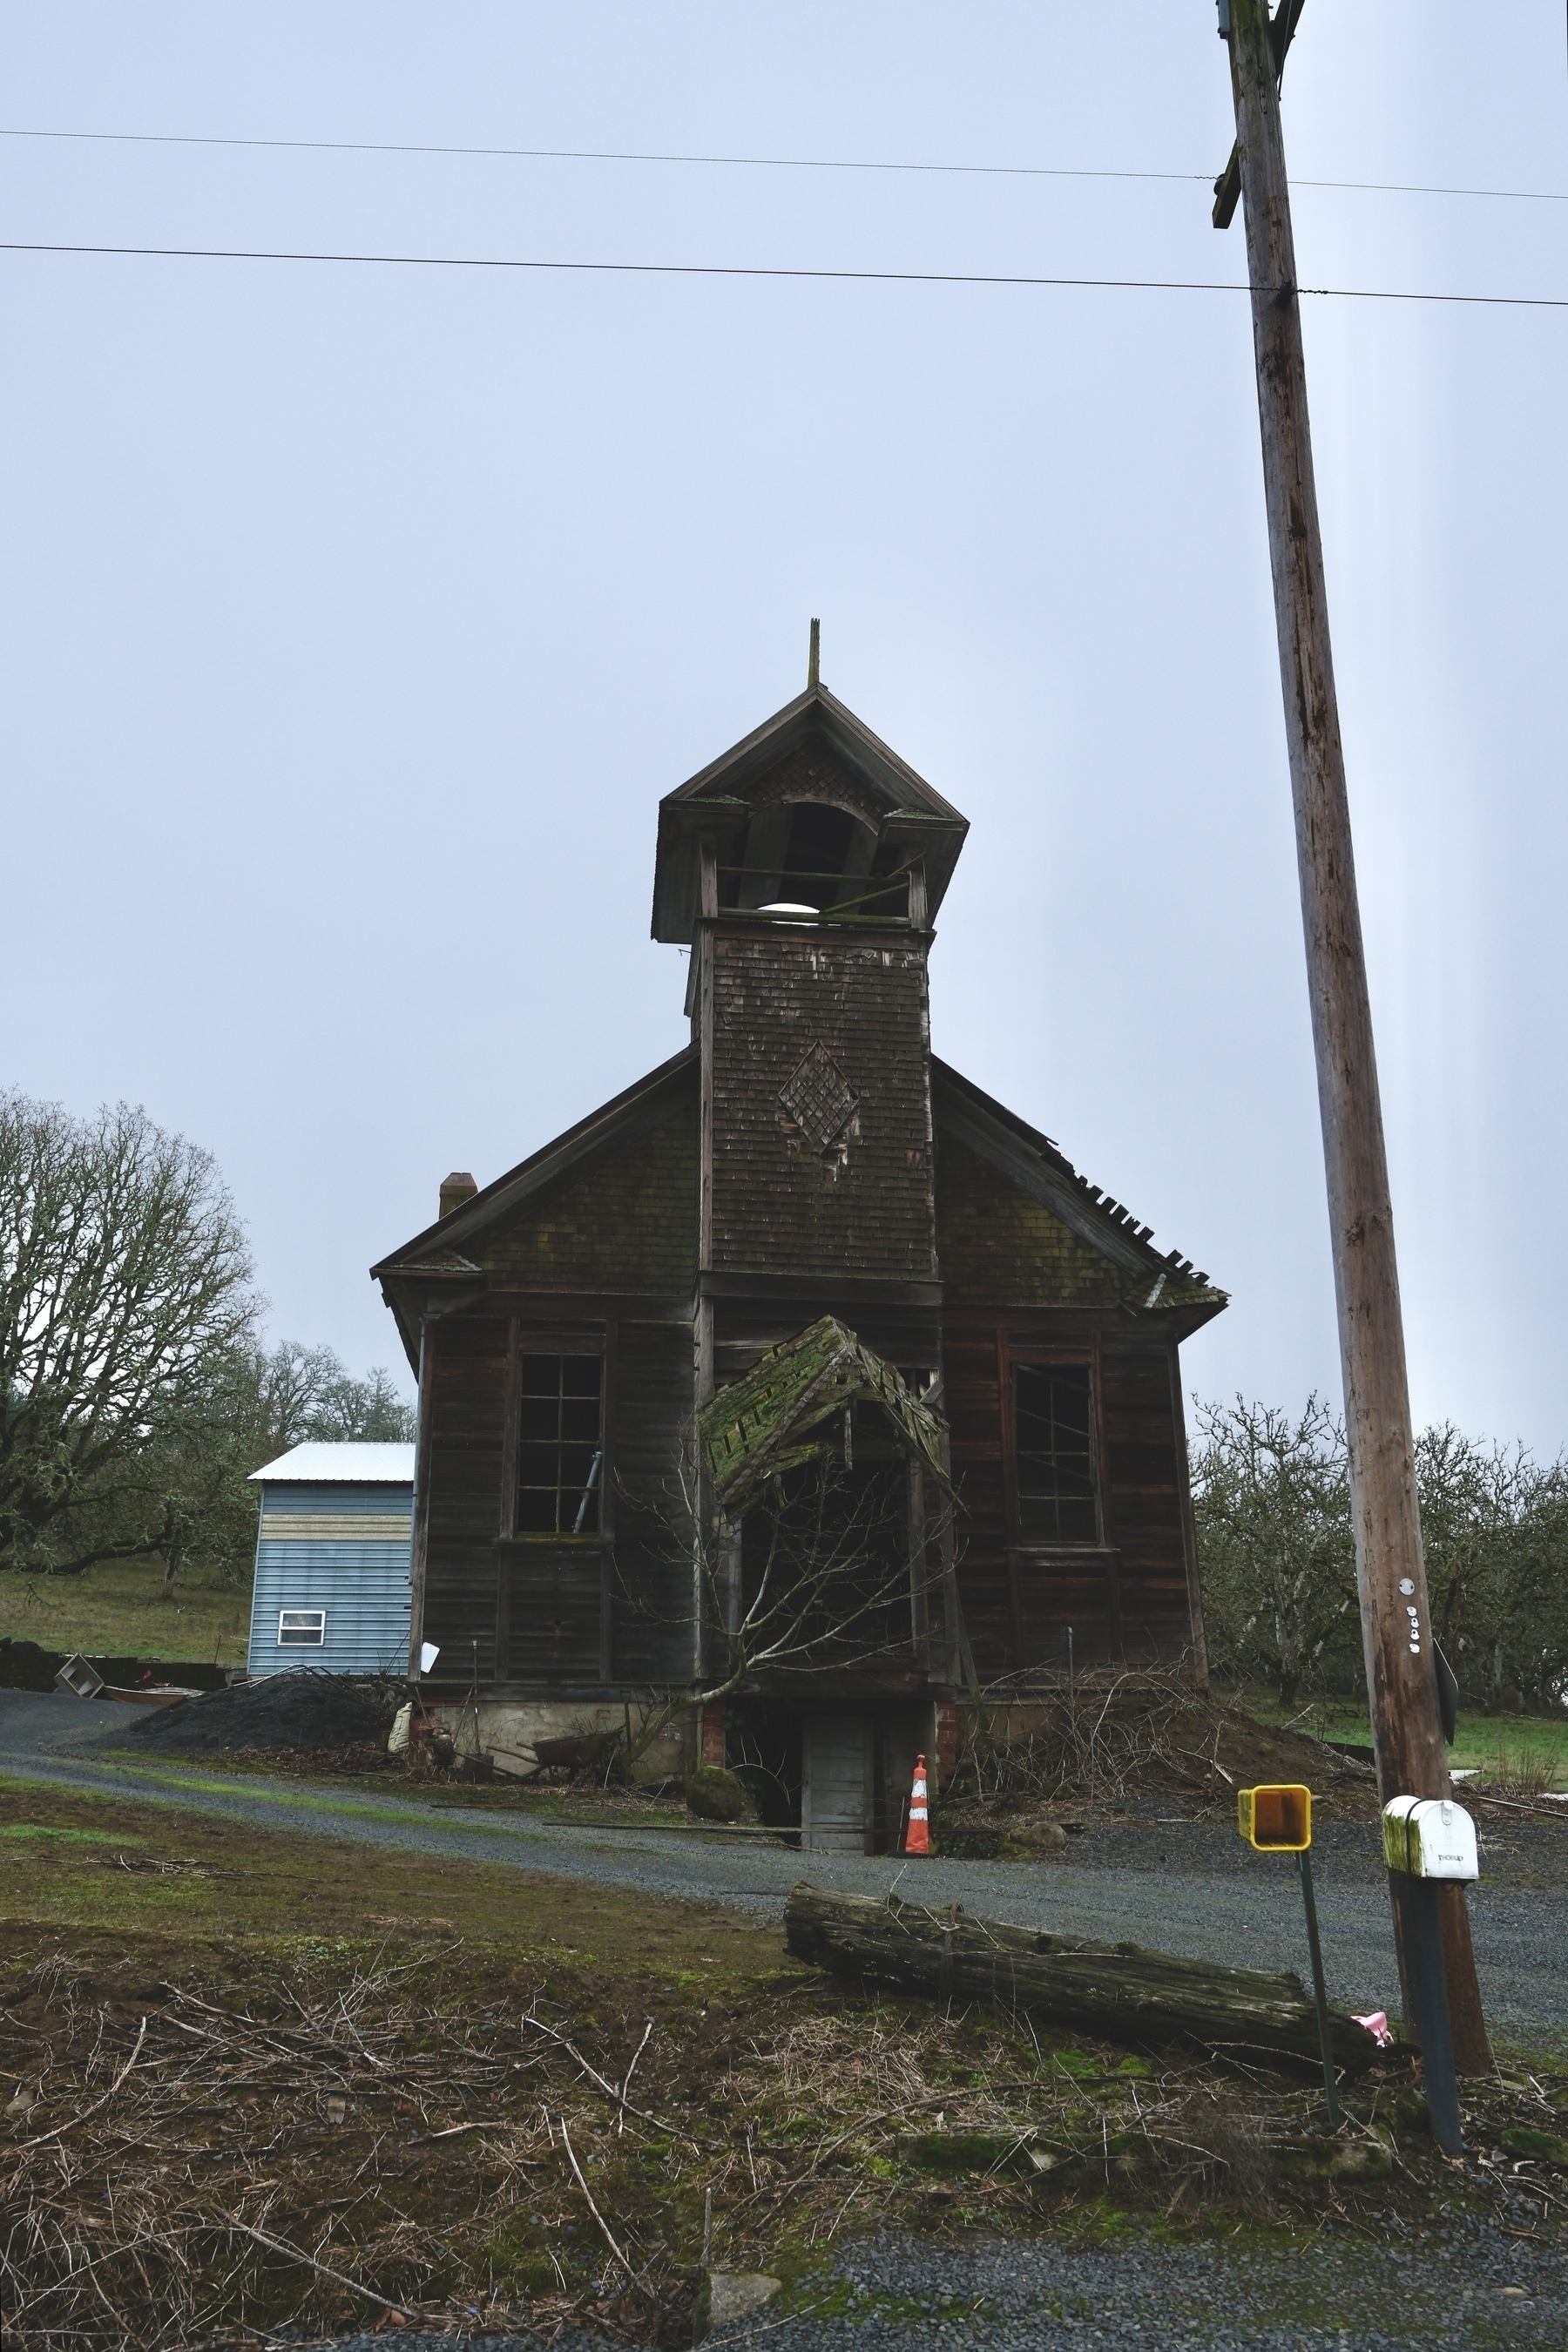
[{"xmin": 372, "ymin": 670, "xmax": 1225, "ymax": 1847}]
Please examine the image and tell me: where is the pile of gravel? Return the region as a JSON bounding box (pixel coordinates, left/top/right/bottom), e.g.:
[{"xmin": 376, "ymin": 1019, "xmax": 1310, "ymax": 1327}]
[{"xmin": 113, "ymin": 1670, "xmax": 396, "ymax": 1756}]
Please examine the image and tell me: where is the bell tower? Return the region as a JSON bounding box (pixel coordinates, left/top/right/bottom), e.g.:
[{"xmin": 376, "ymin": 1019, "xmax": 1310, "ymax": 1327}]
[{"xmin": 651, "ymin": 652, "xmax": 969, "ymax": 1389}]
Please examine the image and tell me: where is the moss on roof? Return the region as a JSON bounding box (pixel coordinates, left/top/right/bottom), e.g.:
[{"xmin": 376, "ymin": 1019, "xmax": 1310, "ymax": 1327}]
[{"xmin": 699, "ymin": 1315, "xmax": 953, "ymax": 1518}]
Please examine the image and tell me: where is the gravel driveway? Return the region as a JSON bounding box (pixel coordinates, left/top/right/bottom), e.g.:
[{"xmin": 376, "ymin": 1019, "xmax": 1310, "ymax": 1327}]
[
  {"xmin": 304, "ymin": 2219, "xmax": 1568, "ymax": 2350},
  {"xmin": 2, "ymin": 1689, "xmax": 1564, "ymax": 2049}
]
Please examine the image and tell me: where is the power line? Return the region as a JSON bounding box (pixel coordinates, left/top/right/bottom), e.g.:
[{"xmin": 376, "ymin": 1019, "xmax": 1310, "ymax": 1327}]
[
  {"xmin": 2, "ymin": 124, "xmax": 1566, "ymax": 207},
  {"xmin": 3, "ymin": 236, "xmax": 1567, "ymax": 311}
]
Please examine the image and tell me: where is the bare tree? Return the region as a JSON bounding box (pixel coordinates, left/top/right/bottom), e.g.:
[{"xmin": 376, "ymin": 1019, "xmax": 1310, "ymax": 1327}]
[
  {"xmin": 251, "ymin": 1342, "xmax": 416, "ymax": 1450},
  {"xmin": 615, "ymin": 1412, "xmax": 952, "ymax": 1769},
  {"xmin": 1195, "ymin": 1394, "xmax": 1568, "ymax": 1716},
  {"xmin": 0, "ymin": 1093, "xmax": 256, "ymax": 1576},
  {"xmin": 1191, "ymin": 1395, "xmax": 1357, "ymax": 1706},
  {"xmin": 139, "ymin": 1345, "xmax": 416, "ymax": 1592},
  {"xmin": 1416, "ymin": 1426, "xmax": 1568, "ymax": 1715}
]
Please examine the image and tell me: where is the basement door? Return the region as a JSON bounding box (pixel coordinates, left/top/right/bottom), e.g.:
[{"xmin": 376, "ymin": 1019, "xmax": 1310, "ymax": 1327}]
[{"xmin": 801, "ymin": 1713, "xmax": 875, "ymax": 1854}]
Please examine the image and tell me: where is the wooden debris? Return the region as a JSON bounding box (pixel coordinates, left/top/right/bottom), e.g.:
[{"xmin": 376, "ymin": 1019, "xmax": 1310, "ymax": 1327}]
[{"xmin": 783, "ymin": 1883, "xmax": 1381, "ymax": 2076}]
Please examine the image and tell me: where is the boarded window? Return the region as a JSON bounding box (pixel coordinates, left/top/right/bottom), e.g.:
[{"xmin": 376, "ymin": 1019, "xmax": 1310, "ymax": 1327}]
[
  {"xmin": 1014, "ymin": 1364, "xmax": 1098, "ymax": 1543},
  {"xmin": 517, "ymin": 1355, "xmax": 604, "ymax": 1535},
  {"xmin": 278, "ymin": 1609, "xmax": 327, "ymax": 1646}
]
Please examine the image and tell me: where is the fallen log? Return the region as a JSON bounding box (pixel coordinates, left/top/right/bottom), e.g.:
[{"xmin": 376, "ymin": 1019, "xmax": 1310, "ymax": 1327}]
[{"xmin": 784, "ymin": 1883, "xmax": 1382, "ymax": 2077}]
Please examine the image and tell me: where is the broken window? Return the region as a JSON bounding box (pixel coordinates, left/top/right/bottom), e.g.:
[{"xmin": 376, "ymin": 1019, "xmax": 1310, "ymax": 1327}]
[
  {"xmin": 1014, "ymin": 1363, "xmax": 1098, "ymax": 1543},
  {"xmin": 517, "ymin": 1355, "xmax": 604, "ymax": 1535}
]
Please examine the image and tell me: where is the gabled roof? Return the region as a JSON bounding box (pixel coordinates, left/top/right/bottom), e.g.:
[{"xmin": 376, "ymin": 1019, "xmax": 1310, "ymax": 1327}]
[
  {"xmin": 371, "ymin": 1048, "xmax": 700, "ymax": 1362},
  {"xmin": 368, "ymin": 1040, "xmax": 1222, "ymax": 1359},
  {"xmin": 700, "ymin": 1315, "xmax": 954, "ymax": 1517},
  {"xmin": 371, "ymin": 1047, "xmax": 698, "ymax": 1286},
  {"xmin": 652, "ymin": 680, "xmax": 969, "ymax": 942},
  {"xmin": 932, "ymin": 1059, "xmax": 1226, "ymax": 1321}
]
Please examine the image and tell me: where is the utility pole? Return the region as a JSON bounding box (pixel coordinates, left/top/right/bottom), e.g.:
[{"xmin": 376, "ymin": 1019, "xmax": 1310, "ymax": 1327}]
[{"xmin": 1213, "ymin": 0, "xmax": 1490, "ymax": 2107}]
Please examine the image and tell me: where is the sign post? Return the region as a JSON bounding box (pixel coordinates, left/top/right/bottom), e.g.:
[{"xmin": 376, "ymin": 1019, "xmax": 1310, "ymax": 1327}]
[{"xmin": 1238, "ymin": 1784, "xmax": 1338, "ymax": 2126}]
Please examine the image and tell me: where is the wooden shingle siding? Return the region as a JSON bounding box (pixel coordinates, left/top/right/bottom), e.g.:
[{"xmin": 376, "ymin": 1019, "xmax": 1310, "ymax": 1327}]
[
  {"xmin": 708, "ymin": 930, "xmax": 936, "ymax": 1281},
  {"xmin": 742, "ymin": 737, "xmax": 886, "ymax": 828},
  {"xmin": 936, "ymin": 1134, "xmax": 1132, "ymax": 1307},
  {"xmin": 482, "ymin": 1110, "xmax": 699, "ymax": 1291}
]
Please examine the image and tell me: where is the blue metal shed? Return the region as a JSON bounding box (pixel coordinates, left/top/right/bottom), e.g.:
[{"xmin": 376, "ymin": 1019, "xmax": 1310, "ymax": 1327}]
[{"xmin": 246, "ymin": 1443, "xmax": 415, "ymax": 1679}]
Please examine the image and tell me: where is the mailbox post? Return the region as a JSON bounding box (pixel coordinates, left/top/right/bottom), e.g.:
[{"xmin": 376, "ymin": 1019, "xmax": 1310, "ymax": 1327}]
[
  {"xmin": 1237, "ymin": 1785, "xmax": 1338, "ymax": 2126},
  {"xmin": 1382, "ymin": 1798, "xmax": 1478, "ymax": 2154}
]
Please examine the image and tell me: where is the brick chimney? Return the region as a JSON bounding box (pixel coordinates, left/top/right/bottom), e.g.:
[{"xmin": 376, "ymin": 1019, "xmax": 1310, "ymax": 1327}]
[{"xmin": 439, "ymin": 1170, "xmax": 478, "ymax": 1220}]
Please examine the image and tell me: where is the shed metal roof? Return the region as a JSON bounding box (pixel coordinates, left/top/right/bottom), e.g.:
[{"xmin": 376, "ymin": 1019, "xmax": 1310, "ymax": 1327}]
[{"xmin": 248, "ymin": 1443, "xmax": 416, "ymax": 1485}]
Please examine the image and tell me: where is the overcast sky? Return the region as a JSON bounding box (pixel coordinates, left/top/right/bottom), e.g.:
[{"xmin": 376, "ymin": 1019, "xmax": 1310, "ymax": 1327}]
[{"xmin": 4, "ymin": 4, "xmax": 1565, "ymax": 1449}]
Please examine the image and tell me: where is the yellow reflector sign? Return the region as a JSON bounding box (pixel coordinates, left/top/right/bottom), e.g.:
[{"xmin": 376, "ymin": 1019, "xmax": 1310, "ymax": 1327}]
[{"xmin": 1237, "ymin": 1783, "xmax": 1313, "ymax": 1850}]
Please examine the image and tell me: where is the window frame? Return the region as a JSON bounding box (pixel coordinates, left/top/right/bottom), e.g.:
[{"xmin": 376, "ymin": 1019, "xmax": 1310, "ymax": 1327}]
[
  {"xmin": 510, "ymin": 1346, "xmax": 608, "ymax": 1543},
  {"xmin": 277, "ymin": 1608, "xmax": 327, "ymax": 1647},
  {"xmin": 1008, "ymin": 1356, "xmax": 1103, "ymax": 1549}
]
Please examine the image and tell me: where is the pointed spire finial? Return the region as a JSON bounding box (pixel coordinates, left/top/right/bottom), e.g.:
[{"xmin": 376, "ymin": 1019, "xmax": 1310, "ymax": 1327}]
[{"xmin": 808, "ymin": 617, "xmax": 820, "ymax": 692}]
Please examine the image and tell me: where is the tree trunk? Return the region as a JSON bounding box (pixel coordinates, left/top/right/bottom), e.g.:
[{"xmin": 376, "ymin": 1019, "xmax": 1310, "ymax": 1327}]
[{"xmin": 785, "ymin": 1884, "xmax": 1382, "ymax": 2077}]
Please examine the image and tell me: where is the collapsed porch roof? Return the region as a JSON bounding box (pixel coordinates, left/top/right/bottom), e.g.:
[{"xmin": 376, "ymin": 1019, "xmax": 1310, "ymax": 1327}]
[{"xmin": 699, "ymin": 1315, "xmax": 955, "ymax": 1519}]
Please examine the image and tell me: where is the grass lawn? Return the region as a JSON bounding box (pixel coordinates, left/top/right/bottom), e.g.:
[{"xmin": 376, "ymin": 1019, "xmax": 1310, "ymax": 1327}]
[
  {"xmin": 1239, "ymin": 1692, "xmax": 1568, "ymax": 1791},
  {"xmin": 2, "ymin": 1772, "xmax": 1565, "ymax": 2349},
  {"xmin": 0, "ymin": 1559, "xmax": 251, "ymax": 1666}
]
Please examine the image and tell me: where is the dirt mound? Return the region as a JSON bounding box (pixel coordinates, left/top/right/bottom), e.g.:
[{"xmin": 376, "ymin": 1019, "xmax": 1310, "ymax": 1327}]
[
  {"xmin": 113, "ymin": 1671, "xmax": 398, "ymax": 1756},
  {"xmin": 951, "ymin": 1680, "xmax": 1379, "ymax": 1823},
  {"xmin": 1205, "ymin": 1702, "xmax": 1377, "ymax": 1801}
]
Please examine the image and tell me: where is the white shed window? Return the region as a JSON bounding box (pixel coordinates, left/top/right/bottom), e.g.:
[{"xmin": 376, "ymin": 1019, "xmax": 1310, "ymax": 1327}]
[{"xmin": 278, "ymin": 1610, "xmax": 326, "ymax": 1646}]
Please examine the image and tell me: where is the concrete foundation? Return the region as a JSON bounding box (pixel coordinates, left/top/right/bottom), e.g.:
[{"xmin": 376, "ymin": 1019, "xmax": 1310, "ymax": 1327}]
[{"xmin": 428, "ymin": 1697, "xmax": 693, "ymax": 1783}]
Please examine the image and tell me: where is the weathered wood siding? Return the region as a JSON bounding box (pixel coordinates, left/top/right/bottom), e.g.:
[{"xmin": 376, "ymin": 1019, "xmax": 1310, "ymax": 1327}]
[
  {"xmin": 1098, "ymin": 1339, "xmax": 1193, "ymax": 1660},
  {"xmin": 941, "ymin": 1315, "xmax": 1193, "ymax": 1675},
  {"xmin": 707, "ymin": 928, "xmax": 936, "ymax": 1281},
  {"xmin": 935, "ymin": 1132, "xmax": 1132, "ymax": 1308},
  {"xmin": 932, "ymin": 1118, "xmax": 1200, "ymax": 1675},
  {"xmin": 421, "ymin": 1315, "xmax": 509, "ymax": 1678},
  {"xmin": 612, "ymin": 1321, "xmax": 697, "ymax": 1682},
  {"xmin": 481, "ymin": 1110, "xmax": 698, "ymax": 1290},
  {"xmin": 418, "ymin": 1101, "xmax": 700, "ymax": 1686}
]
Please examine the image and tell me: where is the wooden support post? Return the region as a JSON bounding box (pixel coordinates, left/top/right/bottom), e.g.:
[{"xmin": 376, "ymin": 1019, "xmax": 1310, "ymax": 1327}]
[{"xmin": 1218, "ymin": 0, "xmax": 1488, "ymax": 2071}]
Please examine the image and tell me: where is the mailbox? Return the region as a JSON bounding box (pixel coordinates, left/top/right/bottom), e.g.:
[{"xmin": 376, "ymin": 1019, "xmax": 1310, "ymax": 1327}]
[
  {"xmin": 1382, "ymin": 1795, "xmax": 1479, "ymax": 1882},
  {"xmin": 1237, "ymin": 1784, "xmax": 1312, "ymax": 1850}
]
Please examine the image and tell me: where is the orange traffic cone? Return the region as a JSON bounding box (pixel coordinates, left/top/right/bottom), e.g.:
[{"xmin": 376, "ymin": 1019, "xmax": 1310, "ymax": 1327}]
[{"xmin": 904, "ymin": 1754, "xmax": 931, "ymax": 1855}]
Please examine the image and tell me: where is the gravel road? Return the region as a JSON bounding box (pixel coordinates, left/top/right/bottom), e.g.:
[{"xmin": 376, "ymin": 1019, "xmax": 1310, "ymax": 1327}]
[
  {"xmin": 307, "ymin": 2218, "xmax": 1568, "ymax": 2350},
  {"xmin": 3, "ymin": 1690, "xmax": 1564, "ymax": 2049}
]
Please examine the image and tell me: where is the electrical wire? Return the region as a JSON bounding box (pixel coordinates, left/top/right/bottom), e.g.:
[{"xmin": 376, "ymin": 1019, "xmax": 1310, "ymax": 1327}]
[
  {"xmin": 3, "ymin": 236, "xmax": 1567, "ymax": 311},
  {"xmin": 3, "ymin": 125, "xmax": 1566, "ymax": 206}
]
